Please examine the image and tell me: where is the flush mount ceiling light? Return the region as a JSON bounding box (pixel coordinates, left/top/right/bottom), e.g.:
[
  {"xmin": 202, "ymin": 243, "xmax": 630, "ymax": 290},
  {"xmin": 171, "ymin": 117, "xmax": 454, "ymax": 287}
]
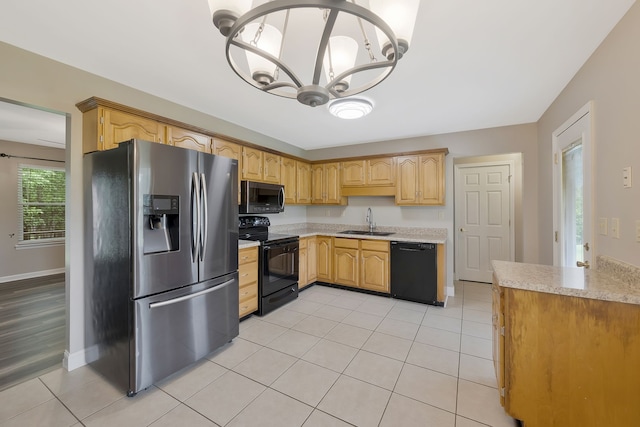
[
  {"xmin": 328, "ymin": 98, "xmax": 373, "ymax": 119},
  {"xmin": 208, "ymin": 0, "xmax": 419, "ymax": 107}
]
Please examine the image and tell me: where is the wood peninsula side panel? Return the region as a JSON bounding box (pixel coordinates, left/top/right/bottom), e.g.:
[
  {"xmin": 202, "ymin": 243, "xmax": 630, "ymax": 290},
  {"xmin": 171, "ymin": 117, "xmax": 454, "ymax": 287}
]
[{"xmin": 500, "ymin": 287, "xmax": 640, "ymax": 426}]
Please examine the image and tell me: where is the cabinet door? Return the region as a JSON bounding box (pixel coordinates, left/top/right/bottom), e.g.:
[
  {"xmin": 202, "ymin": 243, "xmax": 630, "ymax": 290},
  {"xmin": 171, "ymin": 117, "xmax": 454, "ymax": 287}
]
[
  {"xmin": 168, "ymin": 126, "xmax": 211, "ymax": 153},
  {"xmin": 311, "ymin": 164, "xmax": 325, "ymax": 204},
  {"xmin": 324, "ymin": 162, "xmax": 342, "ymax": 204},
  {"xmin": 243, "ymin": 147, "xmax": 263, "ymax": 181},
  {"xmin": 334, "ymin": 247, "xmax": 359, "ymax": 287},
  {"xmin": 296, "ymin": 161, "xmax": 312, "ymax": 204},
  {"xmin": 299, "ymin": 247, "xmax": 309, "ymax": 289},
  {"xmin": 418, "ymin": 153, "xmax": 445, "ymax": 205},
  {"xmin": 101, "ymin": 108, "xmax": 163, "ymax": 150},
  {"xmin": 368, "ymin": 157, "xmax": 396, "ymax": 186},
  {"xmin": 213, "ymin": 138, "xmax": 243, "ymax": 202},
  {"xmin": 341, "ymin": 160, "xmax": 366, "ymax": 186},
  {"xmin": 307, "ymin": 236, "xmax": 317, "ymax": 283},
  {"xmin": 395, "ymin": 156, "xmax": 419, "ymax": 205},
  {"xmin": 360, "ymin": 250, "xmax": 389, "ymax": 293},
  {"xmin": 316, "ymin": 236, "xmax": 333, "ymax": 282},
  {"xmin": 281, "ymin": 157, "xmax": 297, "ymax": 204},
  {"xmin": 263, "ymin": 152, "xmax": 281, "ymax": 184}
]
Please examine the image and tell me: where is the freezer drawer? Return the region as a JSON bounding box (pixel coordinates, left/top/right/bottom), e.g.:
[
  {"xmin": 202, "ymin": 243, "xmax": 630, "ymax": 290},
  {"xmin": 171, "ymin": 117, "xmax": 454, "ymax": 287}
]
[{"xmin": 131, "ymin": 273, "xmax": 238, "ymax": 395}]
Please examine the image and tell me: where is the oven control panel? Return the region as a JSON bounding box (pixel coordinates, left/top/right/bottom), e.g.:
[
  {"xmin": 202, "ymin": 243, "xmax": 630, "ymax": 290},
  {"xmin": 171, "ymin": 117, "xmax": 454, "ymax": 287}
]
[{"xmin": 239, "ymin": 216, "xmax": 271, "ymax": 229}]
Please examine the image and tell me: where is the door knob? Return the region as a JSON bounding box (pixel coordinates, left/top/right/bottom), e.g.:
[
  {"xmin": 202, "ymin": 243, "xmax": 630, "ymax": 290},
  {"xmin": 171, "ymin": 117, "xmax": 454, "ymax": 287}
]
[
  {"xmin": 459, "ymin": 228, "xmax": 467, "ymax": 232},
  {"xmin": 576, "ymin": 261, "xmax": 590, "ymax": 268}
]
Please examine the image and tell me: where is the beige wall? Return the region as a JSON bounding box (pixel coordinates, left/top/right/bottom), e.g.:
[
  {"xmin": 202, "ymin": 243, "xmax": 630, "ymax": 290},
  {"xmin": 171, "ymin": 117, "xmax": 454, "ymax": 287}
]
[
  {"xmin": 0, "ymin": 139, "xmax": 65, "ymax": 280},
  {"xmin": 537, "ymin": 2, "xmax": 640, "ymax": 267}
]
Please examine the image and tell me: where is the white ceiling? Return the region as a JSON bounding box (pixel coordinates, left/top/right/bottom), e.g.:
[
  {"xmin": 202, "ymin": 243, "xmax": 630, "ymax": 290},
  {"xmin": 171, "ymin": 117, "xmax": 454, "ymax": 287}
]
[
  {"xmin": 0, "ymin": 0, "xmax": 635, "ymax": 150},
  {"xmin": 0, "ymin": 100, "xmax": 66, "ymax": 148}
]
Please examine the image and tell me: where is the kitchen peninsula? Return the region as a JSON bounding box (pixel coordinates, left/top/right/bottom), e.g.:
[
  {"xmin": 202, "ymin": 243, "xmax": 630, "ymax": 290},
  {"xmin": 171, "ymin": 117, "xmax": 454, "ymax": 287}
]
[{"xmin": 491, "ymin": 258, "xmax": 640, "ymax": 427}]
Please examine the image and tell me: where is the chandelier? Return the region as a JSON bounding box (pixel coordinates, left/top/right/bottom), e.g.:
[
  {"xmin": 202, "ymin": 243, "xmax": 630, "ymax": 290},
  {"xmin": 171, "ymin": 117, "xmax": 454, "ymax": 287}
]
[{"xmin": 208, "ymin": 0, "xmax": 419, "ymax": 108}]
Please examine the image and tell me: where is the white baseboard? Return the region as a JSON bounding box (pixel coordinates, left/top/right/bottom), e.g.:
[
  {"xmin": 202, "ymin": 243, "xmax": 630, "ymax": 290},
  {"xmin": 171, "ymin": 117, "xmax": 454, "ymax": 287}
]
[
  {"xmin": 0, "ymin": 267, "xmax": 65, "ymax": 283},
  {"xmin": 63, "ymin": 345, "xmax": 99, "ymax": 371},
  {"xmin": 446, "ymin": 285, "xmax": 455, "ymax": 297}
]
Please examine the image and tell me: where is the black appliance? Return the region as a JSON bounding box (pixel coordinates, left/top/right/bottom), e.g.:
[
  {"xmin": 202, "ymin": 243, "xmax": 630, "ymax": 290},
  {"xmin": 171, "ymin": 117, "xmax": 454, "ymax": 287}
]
[
  {"xmin": 240, "ymin": 180, "xmax": 285, "ymax": 214},
  {"xmin": 239, "ymin": 216, "xmax": 299, "ymax": 315},
  {"xmin": 390, "ymin": 241, "xmax": 442, "ymax": 306}
]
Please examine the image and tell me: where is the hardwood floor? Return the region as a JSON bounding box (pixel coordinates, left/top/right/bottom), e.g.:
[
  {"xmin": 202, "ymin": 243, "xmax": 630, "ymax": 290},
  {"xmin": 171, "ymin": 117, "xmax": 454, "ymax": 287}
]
[{"xmin": 0, "ymin": 273, "xmax": 65, "ymax": 391}]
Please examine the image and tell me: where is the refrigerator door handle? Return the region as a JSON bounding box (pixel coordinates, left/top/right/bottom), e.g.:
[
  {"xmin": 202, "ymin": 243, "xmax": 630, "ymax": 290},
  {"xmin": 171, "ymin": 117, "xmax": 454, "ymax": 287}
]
[
  {"xmin": 148, "ymin": 279, "xmax": 235, "ymax": 309},
  {"xmin": 191, "ymin": 172, "xmax": 200, "ymax": 262},
  {"xmin": 199, "ymin": 173, "xmax": 208, "ymax": 261}
]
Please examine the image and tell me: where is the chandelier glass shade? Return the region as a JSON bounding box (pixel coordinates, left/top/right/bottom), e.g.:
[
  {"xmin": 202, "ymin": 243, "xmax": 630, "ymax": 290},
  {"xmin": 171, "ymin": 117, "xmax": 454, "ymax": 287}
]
[{"xmin": 208, "ymin": 0, "xmax": 419, "ymax": 108}]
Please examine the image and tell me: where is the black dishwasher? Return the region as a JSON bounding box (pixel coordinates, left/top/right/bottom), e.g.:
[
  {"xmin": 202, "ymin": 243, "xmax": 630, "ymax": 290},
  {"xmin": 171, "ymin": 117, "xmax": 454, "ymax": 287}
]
[{"xmin": 390, "ymin": 241, "xmax": 441, "ymax": 306}]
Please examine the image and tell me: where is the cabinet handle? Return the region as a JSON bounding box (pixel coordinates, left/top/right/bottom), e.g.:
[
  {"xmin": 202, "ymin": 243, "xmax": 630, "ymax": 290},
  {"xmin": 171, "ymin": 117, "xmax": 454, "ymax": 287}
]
[{"xmin": 241, "ymin": 273, "xmax": 249, "ymax": 277}]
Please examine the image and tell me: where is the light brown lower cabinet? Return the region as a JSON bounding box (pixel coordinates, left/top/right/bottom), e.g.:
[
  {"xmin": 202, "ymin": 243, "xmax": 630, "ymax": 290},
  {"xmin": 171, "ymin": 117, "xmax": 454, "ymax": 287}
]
[
  {"xmin": 493, "ymin": 283, "xmax": 640, "ymax": 426},
  {"xmin": 238, "ymin": 247, "xmax": 258, "ymax": 318},
  {"xmin": 298, "ymin": 236, "xmax": 317, "ymax": 289},
  {"xmin": 332, "ymin": 237, "xmax": 390, "ymax": 293}
]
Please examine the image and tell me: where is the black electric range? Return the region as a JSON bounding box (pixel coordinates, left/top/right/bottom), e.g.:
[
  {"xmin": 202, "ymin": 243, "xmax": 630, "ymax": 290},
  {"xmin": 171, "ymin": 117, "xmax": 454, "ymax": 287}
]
[{"xmin": 239, "ymin": 216, "xmax": 299, "ymax": 315}]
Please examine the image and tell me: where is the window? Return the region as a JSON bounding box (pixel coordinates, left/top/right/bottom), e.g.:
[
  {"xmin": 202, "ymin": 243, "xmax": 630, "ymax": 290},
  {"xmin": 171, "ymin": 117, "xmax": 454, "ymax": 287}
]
[{"xmin": 17, "ymin": 164, "xmax": 65, "ymax": 243}]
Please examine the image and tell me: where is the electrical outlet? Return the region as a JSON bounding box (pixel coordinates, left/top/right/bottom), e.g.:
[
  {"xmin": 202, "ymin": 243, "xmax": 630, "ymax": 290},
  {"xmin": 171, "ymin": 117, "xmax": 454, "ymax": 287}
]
[
  {"xmin": 598, "ymin": 218, "xmax": 608, "ymax": 235},
  {"xmin": 623, "ymin": 166, "xmax": 632, "ymax": 188},
  {"xmin": 438, "ymin": 211, "xmax": 445, "ymax": 220},
  {"xmin": 611, "ymin": 218, "xmax": 620, "ymax": 239}
]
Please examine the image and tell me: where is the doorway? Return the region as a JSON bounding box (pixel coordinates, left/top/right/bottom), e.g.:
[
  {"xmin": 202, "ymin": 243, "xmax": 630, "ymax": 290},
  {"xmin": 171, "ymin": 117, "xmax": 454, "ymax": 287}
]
[
  {"xmin": 0, "ymin": 98, "xmax": 68, "ymax": 390},
  {"xmin": 552, "ymin": 102, "xmax": 593, "ymax": 268},
  {"xmin": 454, "ymin": 155, "xmax": 518, "ymax": 283}
]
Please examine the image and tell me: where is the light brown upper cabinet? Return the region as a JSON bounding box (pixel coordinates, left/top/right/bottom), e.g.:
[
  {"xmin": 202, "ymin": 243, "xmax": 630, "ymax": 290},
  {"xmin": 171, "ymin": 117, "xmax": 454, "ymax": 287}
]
[
  {"xmin": 281, "ymin": 158, "xmax": 312, "ymax": 205},
  {"xmin": 168, "ymin": 126, "xmax": 211, "ymax": 153},
  {"xmin": 342, "ymin": 157, "xmax": 395, "ymax": 186},
  {"xmin": 242, "ymin": 147, "xmax": 281, "ymax": 184},
  {"xmin": 213, "ymin": 137, "xmax": 243, "ymax": 202},
  {"xmin": 80, "ymin": 106, "xmax": 164, "ymax": 153},
  {"xmin": 396, "ymin": 152, "xmax": 445, "ymax": 205},
  {"xmin": 296, "ymin": 161, "xmax": 312, "ymax": 204},
  {"xmin": 311, "ymin": 162, "xmax": 346, "ymax": 205},
  {"xmin": 281, "ymin": 157, "xmax": 297, "ymax": 205}
]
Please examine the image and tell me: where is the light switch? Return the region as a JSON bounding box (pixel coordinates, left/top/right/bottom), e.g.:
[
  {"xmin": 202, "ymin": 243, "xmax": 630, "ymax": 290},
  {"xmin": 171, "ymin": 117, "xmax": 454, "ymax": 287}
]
[
  {"xmin": 623, "ymin": 167, "xmax": 632, "ymax": 188},
  {"xmin": 611, "ymin": 218, "xmax": 620, "ymax": 239},
  {"xmin": 598, "ymin": 218, "xmax": 608, "ymax": 235}
]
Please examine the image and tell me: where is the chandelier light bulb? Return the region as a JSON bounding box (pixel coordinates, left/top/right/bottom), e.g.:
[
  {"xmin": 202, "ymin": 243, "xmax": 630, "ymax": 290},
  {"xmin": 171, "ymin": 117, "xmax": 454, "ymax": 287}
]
[
  {"xmin": 323, "ymin": 36, "xmax": 359, "ymax": 93},
  {"xmin": 241, "ymin": 23, "xmax": 283, "ymax": 85},
  {"xmin": 369, "ymin": 0, "xmax": 420, "ymax": 60}
]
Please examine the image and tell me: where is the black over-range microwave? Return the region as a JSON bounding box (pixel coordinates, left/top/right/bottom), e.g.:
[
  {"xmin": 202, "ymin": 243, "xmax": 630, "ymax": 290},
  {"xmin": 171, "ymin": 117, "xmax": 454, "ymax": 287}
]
[{"xmin": 239, "ymin": 180, "xmax": 285, "ymax": 214}]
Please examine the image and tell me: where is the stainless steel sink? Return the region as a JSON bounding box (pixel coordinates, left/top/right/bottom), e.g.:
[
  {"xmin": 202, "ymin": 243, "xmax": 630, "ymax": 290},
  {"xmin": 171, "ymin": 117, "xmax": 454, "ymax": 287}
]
[{"xmin": 339, "ymin": 230, "xmax": 395, "ymax": 236}]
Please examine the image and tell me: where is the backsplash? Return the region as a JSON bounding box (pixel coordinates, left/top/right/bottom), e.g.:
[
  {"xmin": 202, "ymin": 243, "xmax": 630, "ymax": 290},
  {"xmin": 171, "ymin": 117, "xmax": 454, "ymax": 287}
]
[
  {"xmin": 597, "ymin": 255, "xmax": 640, "ymax": 286},
  {"xmin": 270, "ymin": 222, "xmax": 448, "ymax": 239}
]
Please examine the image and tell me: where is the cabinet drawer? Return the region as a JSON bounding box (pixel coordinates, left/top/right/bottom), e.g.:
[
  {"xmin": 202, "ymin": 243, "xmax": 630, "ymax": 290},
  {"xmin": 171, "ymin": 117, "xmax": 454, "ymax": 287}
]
[
  {"xmin": 239, "ymin": 283, "xmax": 258, "ymax": 302},
  {"xmin": 239, "ymin": 298, "xmax": 258, "ymax": 318},
  {"xmin": 239, "ymin": 247, "xmax": 258, "ymax": 265},
  {"xmin": 361, "ymin": 240, "xmax": 389, "ymax": 252},
  {"xmin": 239, "ymin": 262, "xmax": 258, "ymax": 286},
  {"xmin": 334, "ymin": 237, "xmax": 359, "ymax": 249}
]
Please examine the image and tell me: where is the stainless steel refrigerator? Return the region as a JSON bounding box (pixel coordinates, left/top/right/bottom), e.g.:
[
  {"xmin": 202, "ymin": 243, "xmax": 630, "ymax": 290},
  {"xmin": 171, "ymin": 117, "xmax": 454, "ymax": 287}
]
[{"xmin": 83, "ymin": 139, "xmax": 239, "ymax": 396}]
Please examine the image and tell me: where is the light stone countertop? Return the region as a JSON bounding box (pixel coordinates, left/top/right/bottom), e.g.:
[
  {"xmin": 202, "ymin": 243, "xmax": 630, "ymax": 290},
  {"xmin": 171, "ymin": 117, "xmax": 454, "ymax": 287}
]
[
  {"xmin": 270, "ymin": 223, "xmax": 447, "ymax": 244},
  {"xmin": 492, "ymin": 260, "xmax": 640, "ymax": 305},
  {"xmin": 238, "ymin": 239, "xmax": 260, "ymax": 250}
]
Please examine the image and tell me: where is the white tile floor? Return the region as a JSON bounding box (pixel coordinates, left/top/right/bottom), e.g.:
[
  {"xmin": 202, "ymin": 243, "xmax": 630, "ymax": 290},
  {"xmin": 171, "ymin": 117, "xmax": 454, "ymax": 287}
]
[{"xmin": 0, "ymin": 281, "xmax": 518, "ymax": 427}]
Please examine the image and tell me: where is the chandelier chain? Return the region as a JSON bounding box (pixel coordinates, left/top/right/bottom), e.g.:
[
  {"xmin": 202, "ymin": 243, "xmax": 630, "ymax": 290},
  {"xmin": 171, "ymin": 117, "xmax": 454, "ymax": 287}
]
[{"xmin": 323, "ymin": 9, "xmax": 336, "ymax": 81}]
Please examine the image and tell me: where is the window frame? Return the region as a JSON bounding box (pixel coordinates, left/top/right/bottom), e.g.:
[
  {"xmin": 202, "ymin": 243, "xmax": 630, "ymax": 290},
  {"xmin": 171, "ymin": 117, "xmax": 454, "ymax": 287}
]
[{"xmin": 17, "ymin": 163, "xmax": 66, "ymax": 248}]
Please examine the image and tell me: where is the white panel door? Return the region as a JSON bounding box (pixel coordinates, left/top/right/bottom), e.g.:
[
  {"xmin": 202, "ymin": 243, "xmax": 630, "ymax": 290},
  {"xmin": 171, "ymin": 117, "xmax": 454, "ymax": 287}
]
[{"xmin": 456, "ymin": 164, "xmax": 512, "ymax": 282}]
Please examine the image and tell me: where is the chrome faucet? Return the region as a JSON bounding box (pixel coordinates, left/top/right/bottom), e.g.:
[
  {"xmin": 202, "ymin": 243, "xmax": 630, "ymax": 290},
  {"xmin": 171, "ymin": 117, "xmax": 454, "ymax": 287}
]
[{"xmin": 366, "ymin": 207, "xmax": 376, "ymax": 232}]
